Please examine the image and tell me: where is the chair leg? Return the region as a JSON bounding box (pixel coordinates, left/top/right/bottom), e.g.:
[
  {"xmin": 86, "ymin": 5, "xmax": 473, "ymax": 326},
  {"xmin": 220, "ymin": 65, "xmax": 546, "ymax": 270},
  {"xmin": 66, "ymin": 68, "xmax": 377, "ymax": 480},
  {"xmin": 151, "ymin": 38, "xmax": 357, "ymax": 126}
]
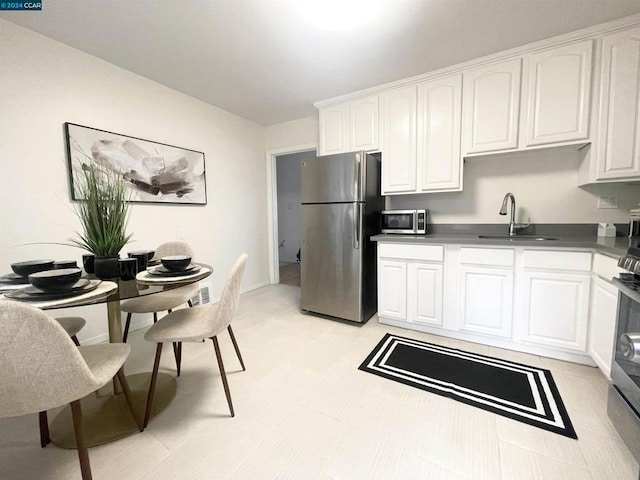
[
  {"xmin": 38, "ymin": 411, "xmax": 50, "ymax": 448},
  {"xmin": 153, "ymin": 312, "xmax": 158, "ymax": 323},
  {"xmin": 70, "ymin": 400, "xmax": 92, "ymax": 480},
  {"xmin": 116, "ymin": 369, "xmax": 143, "ymax": 432},
  {"xmin": 212, "ymin": 336, "xmax": 234, "ymax": 417},
  {"xmin": 71, "ymin": 335, "xmax": 81, "ymax": 347},
  {"xmin": 172, "ymin": 342, "xmax": 182, "ymax": 377},
  {"xmin": 227, "ymin": 325, "xmax": 246, "ymax": 371},
  {"xmin": 122, "ymin": 313, "xmax": 132, "ymax": 343},
  {"xmin": 143, "ymin": 343, "xmax": 163, "ymax": 428}
]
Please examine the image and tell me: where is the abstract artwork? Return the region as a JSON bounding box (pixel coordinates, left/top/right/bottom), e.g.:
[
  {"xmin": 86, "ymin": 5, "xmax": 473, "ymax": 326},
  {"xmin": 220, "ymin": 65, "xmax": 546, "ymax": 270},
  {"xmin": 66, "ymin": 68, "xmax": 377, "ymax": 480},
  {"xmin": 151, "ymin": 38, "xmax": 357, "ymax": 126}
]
[{"xmin": 65, "ymin": 123, "xmax": 207, "ymax": 205}]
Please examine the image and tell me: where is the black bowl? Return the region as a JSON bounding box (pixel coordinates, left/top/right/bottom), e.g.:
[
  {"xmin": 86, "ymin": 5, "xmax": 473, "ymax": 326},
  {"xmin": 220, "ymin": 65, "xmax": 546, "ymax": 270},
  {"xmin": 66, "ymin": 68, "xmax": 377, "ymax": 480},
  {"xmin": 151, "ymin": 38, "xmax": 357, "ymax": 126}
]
[
  {"xmin": 28, "ymin": 268, "xmax": 82, "ymax": 292},
  {"xmin": 161, "ymin": 255, "xmax": 192, "ymax": 272},
  {"xmin": 11, "ymin": 259, "xmax": 55, "ymax": 277},
  {"xmin": 54, "ymin": 260, "xmax": 78, "ymax": 270}
]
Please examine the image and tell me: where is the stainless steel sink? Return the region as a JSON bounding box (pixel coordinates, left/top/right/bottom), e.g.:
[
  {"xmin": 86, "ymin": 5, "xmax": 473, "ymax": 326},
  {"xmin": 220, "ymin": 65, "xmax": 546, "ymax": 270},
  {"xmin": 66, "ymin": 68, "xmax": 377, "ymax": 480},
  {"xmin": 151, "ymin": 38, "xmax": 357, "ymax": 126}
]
[{"xmin": 478, "ymin": 235, "xmax": 557, "ymax": 241}]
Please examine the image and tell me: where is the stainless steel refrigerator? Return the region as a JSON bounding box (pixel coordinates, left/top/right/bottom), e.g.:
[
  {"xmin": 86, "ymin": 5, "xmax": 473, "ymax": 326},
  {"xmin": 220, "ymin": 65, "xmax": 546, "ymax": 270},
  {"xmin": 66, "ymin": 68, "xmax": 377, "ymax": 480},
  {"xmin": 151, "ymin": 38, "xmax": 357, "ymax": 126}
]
[{"xmin": 300, "ymin": 151, "xmax": 384, "ymax": 323}]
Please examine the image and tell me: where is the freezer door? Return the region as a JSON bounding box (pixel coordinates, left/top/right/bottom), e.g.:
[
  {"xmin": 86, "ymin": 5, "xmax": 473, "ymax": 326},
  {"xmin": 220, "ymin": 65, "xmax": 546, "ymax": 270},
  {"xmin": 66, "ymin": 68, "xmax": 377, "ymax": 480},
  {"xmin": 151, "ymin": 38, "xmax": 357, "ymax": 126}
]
[
  {"xmin": 301, "ymin": 152, "xmax": 365, "ymax": 203},
  {"xmin": 301, "ymin": 203, "xmax": 364, "ymax": 322}
]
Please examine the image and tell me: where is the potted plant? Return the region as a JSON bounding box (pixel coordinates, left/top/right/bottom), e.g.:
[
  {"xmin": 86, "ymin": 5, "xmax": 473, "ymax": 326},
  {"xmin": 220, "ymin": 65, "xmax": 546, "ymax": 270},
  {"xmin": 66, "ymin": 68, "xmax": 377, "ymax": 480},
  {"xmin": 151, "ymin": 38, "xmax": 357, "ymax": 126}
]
[{"xmin": 70, "ymin": 165, "xmax": 133, "ymax": 279}]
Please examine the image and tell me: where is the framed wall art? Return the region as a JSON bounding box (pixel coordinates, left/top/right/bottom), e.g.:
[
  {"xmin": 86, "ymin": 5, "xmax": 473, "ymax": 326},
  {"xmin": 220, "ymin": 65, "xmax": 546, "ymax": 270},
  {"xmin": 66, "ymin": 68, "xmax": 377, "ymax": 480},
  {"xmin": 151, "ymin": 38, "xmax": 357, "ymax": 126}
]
[{"xmin": 65, "ymin": 122, "xmax": 207, "ymax": 205}]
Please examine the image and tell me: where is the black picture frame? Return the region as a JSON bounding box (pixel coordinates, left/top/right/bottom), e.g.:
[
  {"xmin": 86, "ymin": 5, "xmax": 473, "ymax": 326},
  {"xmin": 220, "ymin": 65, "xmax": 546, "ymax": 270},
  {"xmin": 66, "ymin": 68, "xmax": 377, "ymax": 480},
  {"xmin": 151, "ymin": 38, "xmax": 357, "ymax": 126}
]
[{"xmin": 65, "ymin": 122, "xmax": 207, "ymax": 205}]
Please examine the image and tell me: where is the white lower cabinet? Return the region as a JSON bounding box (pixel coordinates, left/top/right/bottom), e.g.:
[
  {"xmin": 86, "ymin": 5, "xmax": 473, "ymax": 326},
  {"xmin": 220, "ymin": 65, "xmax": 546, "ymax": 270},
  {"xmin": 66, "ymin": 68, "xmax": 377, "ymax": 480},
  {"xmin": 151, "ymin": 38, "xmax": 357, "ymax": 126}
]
[
  {"xmin": 408, "ymin": 262, "xmax": 443, "ymax": 326},
  {"xmin": 378, "ymin": 242, "xmax": 601, "ymax": 366},
  {"xmin": 588, "ymin": 276, "xmax": 618, "ymax": 378},
  {"xmin": 458, "ymin": 266, "xmax": 513, "ymax": 338},
  {"xmin": 587, "ymin": 253, "xmax": 623, "ymax": 378},
  {"xmin": 378, "ymin": 244, "xmax": 444, "ymax": 325},
  {"xmin": 519, "ymin": 270, "xmax": 591, "ymax": 351},
  {"xmin": 378, "ymin": 259, "xmax": 407, "ymax": 320}
]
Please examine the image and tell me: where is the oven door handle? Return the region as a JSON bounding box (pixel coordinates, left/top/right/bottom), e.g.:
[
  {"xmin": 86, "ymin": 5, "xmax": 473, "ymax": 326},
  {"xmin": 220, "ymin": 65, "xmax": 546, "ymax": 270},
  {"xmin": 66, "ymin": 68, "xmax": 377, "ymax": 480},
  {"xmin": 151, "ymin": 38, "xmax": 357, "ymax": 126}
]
[{"xmin": 613, "ymin": 277, "xmax": 640, "ymax": 304}]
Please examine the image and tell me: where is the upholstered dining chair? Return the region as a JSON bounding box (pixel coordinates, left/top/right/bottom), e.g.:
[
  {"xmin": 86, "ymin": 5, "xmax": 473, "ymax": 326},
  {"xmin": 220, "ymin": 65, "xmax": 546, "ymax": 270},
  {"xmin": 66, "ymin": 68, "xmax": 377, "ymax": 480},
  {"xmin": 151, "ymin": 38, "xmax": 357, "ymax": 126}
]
[
  {"xmin": 56, "ymin": 316, "xmax": 87, "ymax": 346},
  {"xmin": 0, "ymin": 302, "xmax": 141, "ymax": 480},
  {"xmin": 142, "ymin": 253, "xmax": 248, "ymax": 428},
  {"xmin": 121, "ymin": 241, "xmax": 199, "ymax": 376}
]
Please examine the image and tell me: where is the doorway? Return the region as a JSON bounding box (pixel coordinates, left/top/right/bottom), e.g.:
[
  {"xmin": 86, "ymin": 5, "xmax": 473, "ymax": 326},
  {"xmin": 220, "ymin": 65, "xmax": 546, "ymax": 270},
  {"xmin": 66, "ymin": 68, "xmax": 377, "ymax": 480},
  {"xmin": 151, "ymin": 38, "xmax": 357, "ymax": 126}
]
[{"xmin": 266, "ymin": 144, "xmax": 317, "ymax": 285}]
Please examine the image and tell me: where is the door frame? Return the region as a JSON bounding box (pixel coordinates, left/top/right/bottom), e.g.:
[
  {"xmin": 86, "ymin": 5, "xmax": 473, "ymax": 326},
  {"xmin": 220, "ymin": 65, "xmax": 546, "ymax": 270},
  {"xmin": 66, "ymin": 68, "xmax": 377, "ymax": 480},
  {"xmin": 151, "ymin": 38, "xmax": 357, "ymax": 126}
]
[{"xmin": 265, "ymin": 143, "xmax": 317, "ymax": 284}]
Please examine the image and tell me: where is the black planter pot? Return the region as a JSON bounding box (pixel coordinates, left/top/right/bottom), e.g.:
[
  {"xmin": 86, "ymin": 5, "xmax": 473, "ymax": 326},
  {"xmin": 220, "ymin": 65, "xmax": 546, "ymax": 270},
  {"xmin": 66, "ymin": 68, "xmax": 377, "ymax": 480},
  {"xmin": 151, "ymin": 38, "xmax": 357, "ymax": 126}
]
[{"xmin": 93, "ymin": 255, "xmax": 120, "ymax": 280}]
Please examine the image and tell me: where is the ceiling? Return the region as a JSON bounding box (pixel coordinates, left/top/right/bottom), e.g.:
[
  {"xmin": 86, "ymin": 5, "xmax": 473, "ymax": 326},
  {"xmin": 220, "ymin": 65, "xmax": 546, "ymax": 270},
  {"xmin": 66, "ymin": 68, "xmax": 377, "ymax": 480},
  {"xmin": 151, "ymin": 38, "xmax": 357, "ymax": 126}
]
[{"xmin": 3, "ymin": 1, "xmax": 640, "ymax": 126}]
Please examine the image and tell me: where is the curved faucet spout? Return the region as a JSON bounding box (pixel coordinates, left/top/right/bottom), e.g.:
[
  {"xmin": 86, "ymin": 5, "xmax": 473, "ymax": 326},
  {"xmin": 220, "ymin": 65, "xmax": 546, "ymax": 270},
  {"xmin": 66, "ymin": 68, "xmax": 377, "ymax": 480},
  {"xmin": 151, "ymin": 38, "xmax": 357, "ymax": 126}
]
[
  {"xmin": 499, "ymin": 192, "xmax": 518, "ymax": 236},
  {"xmin": 500, "ymin": 192, "xmax": 515, "ymax": 217}
]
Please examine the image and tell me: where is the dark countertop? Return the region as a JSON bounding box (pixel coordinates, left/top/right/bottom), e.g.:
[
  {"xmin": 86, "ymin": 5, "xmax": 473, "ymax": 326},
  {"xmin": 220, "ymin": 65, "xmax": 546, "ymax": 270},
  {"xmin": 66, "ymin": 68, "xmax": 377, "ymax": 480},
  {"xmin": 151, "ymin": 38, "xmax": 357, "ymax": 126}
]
[{"xmin": 371, "ymin": 233, "xmax": 634, "ymax": 258}]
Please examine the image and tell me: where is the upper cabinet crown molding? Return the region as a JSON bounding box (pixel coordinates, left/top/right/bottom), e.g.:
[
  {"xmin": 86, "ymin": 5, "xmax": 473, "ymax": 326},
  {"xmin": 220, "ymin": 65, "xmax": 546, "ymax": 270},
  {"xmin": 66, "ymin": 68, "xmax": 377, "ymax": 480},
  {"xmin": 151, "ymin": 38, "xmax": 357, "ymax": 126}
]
[
  {"xmin": 314, "ymin": 13, "xmax": 640, "ymax": 109},
  {"xmin": 317, "ymin": 13, "xmax": 640, "ymax": 187}
]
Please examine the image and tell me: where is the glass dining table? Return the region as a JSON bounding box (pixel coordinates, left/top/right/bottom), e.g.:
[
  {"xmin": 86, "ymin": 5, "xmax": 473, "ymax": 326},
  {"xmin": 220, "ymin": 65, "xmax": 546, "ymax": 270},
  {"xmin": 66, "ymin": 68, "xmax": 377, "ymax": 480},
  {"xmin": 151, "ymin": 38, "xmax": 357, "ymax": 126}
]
[{"xmin": 0, "ymin": 263, "xmax": 213, "ymax": 448}]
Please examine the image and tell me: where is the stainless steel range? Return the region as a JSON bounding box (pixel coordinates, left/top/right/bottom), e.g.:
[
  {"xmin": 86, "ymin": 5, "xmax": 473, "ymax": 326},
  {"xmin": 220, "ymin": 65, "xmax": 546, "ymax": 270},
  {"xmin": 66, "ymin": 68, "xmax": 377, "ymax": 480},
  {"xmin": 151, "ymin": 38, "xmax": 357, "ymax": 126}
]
[{"xmin": 610, "ymin": 246, "xmax": 640, "ymax": 474}]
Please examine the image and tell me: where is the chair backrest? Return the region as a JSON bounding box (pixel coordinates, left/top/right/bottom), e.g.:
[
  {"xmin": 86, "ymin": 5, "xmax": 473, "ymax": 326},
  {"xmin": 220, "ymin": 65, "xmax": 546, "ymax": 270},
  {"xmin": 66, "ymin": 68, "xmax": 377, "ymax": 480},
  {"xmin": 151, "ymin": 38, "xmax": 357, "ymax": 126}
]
[
  {"xmin": 0, "ymin": 302, "xmax": 97, "ymax": 417},
  {"xmin": 206, "ymin": 253, "xmax": 248, "ymax": 335},
  {"xmin": 154, "ymin": 242, "xmax": 194, "ymax": 260}
]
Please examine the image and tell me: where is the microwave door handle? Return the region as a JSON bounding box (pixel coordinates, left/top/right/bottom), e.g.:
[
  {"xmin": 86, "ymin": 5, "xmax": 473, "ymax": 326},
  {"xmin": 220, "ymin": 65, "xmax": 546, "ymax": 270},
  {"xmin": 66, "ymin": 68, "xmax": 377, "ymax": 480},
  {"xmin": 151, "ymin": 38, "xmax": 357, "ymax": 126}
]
[{"xmin": 354, "ymin": 203, "xmax": 361, "ymax": 250}]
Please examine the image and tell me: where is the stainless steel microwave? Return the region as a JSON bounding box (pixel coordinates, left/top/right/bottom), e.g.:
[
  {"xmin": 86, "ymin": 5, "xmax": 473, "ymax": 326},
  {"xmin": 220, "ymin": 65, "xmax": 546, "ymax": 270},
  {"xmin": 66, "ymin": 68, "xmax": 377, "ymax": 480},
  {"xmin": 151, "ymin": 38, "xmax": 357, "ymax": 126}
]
[{"xmin": 381, "ymin": 210, "xmax": 428, "ymax": 234}]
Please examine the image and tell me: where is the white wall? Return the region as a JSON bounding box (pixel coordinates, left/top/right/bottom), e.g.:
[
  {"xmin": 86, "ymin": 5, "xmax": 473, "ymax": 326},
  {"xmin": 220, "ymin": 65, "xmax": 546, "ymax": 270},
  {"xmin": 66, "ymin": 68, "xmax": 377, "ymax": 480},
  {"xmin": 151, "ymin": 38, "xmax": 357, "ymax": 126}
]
[
  {"xmin": 0, "ymin": 19, "xmax": 269, "ymax": 343},
  {"xmin": 265, "ymin": 116, "xmax": 318, "ymax": 150},
  {"xmin": 388, "ymin": 148, "xmax": 640, "ymax": 224}
]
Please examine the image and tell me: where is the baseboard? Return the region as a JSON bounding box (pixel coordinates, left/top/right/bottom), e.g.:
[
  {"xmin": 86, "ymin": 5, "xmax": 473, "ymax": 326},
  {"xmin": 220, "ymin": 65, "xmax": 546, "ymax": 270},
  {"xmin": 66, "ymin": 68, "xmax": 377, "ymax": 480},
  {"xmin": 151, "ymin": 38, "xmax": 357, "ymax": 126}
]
[
  {"xmin": 76, "ymin": 280, "xmax": 272, "ymax": 343},
  {"xmin": 379, "ymin": 316, "xmax": 598, "ymax": 367}
]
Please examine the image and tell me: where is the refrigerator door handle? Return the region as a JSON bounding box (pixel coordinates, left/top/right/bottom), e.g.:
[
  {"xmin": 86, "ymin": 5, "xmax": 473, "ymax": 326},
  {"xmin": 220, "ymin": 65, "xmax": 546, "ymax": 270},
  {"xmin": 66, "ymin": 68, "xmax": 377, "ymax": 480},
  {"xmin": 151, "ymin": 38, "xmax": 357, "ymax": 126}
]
[
  {"xmin": 354, "ymin": 153, "xmax": 361, "ymax": 201},
  {"xmin": 354, "ymin": 203, "xmax": 361, "ymax": 250}
]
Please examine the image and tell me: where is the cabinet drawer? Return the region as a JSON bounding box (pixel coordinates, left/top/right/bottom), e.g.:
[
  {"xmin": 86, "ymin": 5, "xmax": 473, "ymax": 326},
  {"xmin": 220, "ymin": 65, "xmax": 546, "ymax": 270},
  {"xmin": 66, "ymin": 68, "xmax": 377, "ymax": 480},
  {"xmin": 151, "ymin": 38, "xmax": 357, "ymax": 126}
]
[
  {"xmin": 523, "ymin": 249, "xmax": 591, "ymax": 271},
  {"xmin": 593, "ymin": 252, "xmax": 623, "ymax": 281},
  {"xmin": 379, "ymin": 243, "xmax": 444, "ymax": 262},
  {"xmin": 460, "ymin": 247, "xmax": 514, "ymax": 267}
]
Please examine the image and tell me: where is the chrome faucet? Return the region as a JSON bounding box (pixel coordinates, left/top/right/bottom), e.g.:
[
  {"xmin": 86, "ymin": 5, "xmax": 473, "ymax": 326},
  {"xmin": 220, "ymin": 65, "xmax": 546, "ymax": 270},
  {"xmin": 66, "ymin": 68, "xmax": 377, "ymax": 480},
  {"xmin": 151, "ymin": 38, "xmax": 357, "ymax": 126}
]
[{"xmin": 499, "ymin": 192, "xmax": 529, "ymax": 236}]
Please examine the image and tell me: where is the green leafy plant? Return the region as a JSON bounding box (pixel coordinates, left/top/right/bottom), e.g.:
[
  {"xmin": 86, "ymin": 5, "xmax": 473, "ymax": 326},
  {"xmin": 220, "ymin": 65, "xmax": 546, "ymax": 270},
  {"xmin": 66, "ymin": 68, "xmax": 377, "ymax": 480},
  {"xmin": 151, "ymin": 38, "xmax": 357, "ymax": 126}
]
[{"xmin": 70, "ymin": 165, "xmax": 132, "ymax": 256}]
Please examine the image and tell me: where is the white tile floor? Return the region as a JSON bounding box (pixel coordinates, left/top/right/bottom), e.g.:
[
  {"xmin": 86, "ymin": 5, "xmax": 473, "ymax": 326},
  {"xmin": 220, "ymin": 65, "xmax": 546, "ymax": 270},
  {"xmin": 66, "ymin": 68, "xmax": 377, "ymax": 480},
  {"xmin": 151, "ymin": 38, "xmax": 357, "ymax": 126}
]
[{"xmin": 1, "ymin": 284, "xmax": 638, "ymax": 479}]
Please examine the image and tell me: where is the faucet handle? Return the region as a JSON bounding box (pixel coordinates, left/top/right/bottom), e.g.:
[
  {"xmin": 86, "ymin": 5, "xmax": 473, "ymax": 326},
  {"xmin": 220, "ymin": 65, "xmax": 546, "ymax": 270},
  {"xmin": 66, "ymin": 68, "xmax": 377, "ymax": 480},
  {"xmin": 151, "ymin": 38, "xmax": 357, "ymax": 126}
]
[{"xmin": 514, "ymin": 218, "xmax": 531, "ymax": 231}]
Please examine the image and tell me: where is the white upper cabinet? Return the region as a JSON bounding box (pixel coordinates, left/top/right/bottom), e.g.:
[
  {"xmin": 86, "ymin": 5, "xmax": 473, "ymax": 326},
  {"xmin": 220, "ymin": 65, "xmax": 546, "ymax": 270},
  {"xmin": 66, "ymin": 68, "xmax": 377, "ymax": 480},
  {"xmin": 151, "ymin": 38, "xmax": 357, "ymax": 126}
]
[
  {"xmin": 463, "ymin": 58, "xmax": 522, "ymax": 154},
  {"xmin": 318, "ymin": 96, "xmax": 379, "ymax": 156},
  {"xmin": 417, "ymin": 74, "xmax": 463, "ymax": 192},
  {"xmin": 318, "ymin": 104, "xmax": 347, "ymax": 156},
  {"xmin": 349, "ymin": 96, "xmax": 379, "ymax": 152},
  {"xmin": 381, "ymin": 85, "xmax": 418, "ymax": 194},
  {"xmin": 524, "ymin": 40, "xmax": 593, "ymax": 147},
  {"xmin": 595, "ymin": 26, "xmax": 640, "ymax": 180}
]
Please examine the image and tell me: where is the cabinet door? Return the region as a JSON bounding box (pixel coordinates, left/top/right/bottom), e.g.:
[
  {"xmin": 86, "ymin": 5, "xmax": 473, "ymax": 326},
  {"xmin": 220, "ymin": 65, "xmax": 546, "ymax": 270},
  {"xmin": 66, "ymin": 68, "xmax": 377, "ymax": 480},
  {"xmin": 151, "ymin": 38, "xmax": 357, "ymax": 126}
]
[
  {"xmin": 378, "ymin": 259, "xmax": 407, "ymax": 320},
  {"xmin": 463, "ymin": 59, "xmax": 522, "ymax": 154},
  {"xmin": 319, "ymin": 104, "xmax": 347, "ymax": 156},
  {"xmin": 525, "ymin": 40, "xmax": 593, "ymax": 146},
  {"xmin": 520, "ymin": 271, "xmax": 590, "ymax": 351},
  {"xmin": 458, "ymin": 266, "xmax": 514, "ymax": 338},
  {"xmin": 407, "ymin": 262, "xmax": 443, "ymax": 326},
  {"xmin": 596, "ymin": 27, "xmax": 640, "ymax": 180},
  {"xmin": 588, "ymin": 276, "xmax": 618, "ymax": 378},
  {"xmin": 349, "ymin": 95, "xmax": 379, "ymax": 152},
  {"xmin": 381, "ymin": 86, "xmax": 418, "ymax": 194},
  {"xmin": 418, "ymin": 74, "xmax": 463, "ymax": 192}
]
